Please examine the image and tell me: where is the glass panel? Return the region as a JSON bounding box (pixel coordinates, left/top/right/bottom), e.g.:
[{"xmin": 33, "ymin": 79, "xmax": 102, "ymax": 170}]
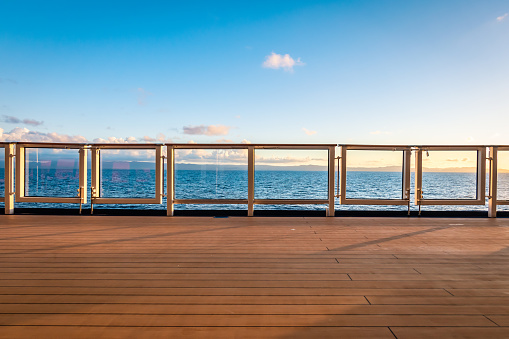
[
  {"xmin": 255, "ymin": 149, "xmax": 328, "ymax": 200},
  {"xmin": 25, "ymin": 148, "xmax": 80, "ymax": 197},
  {"xmin": 497, "ymin": 151, "xmax": 509, "ymax": 201},
  {"xmin": 345, "ymin": 150, "xmax": 404, "ymax": 200},
  {"xmin": 0, "ymin": 147, "xmax": 5, "ymax": 198},
  {"xmin": 100, "ymin": 149, "xmax": 156, "ymax": 199},
  {"xmin": 174, "ymin": 149, "xmax": 248, "ymax": 202},
  {"xmin": 421, "ymin": 151, "xmax": 478, "ymax": 200}
]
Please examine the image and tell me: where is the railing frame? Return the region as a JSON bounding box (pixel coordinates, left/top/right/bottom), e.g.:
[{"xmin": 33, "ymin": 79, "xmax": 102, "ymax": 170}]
[
  {"xmin": 3, "ymin": 142, "xmax": 509, "ymax": 217},
  {"xmin": 489, "ymin": 146, "xmax": 509, "ymax": 218},
  {"xmin": 90, "ymin": 144, "xmax": 163, "ymax": 212},
  {"xmin": 166, "ymin": 144, "xmax": 336, "ymax": 216},
  {"xmin": 14, "ymin": 143, "xmax": 88, "ymax": 208},
  {"xmin": 338, "ymin": 145, "xmax": 412, "ymax": 210},
  {"xmin": 1, "ymin": 143, "xmax": 15, "ymax": 214},
  {"xmin": 415, "ymin": 146, "xmax": 486, "ymax": 209}
]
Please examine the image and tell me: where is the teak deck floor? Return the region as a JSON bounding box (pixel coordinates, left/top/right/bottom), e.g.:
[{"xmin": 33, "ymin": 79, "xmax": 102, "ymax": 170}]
[{"xmin": 0, "ymin": 215, "xmax": 509, "ymax": 338}]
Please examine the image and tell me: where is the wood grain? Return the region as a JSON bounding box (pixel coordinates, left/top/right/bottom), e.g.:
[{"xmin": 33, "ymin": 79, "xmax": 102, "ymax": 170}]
[{"xmin": 0, "ymin": 215, "xmax": 508, "ymax": 338}]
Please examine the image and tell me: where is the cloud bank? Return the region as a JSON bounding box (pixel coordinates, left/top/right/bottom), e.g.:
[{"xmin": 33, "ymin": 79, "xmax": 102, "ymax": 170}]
[
  {"xmin": 0, "ymin": 127, "xmax": 87, "ymax": 143},
  {"xmin": 2, "ymin": 115, "xmax": 44, "ymax": 126}
]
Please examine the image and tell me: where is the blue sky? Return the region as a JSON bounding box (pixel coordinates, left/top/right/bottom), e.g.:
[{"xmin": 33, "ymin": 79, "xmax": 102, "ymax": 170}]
[{"xmin": 1, "ymin": 0, "xmax": 508, "ymax": 145}]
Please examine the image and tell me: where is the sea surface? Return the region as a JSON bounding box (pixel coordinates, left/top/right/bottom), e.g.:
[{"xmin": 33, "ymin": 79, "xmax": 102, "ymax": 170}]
[{"xmin": 2, "ymin": 168, "xmax": 509, "ymax": 212}]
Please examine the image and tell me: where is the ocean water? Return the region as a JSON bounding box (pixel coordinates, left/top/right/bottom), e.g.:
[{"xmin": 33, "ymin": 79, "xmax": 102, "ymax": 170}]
[{"xmin": 2, "ymin": 167, "xmax": 509, "ymax": 212}]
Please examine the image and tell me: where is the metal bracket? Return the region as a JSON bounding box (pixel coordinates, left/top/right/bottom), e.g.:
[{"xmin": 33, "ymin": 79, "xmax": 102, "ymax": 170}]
[{"xmin": 76, "ymin": 187, "xmax": 84, "ymax": 215}]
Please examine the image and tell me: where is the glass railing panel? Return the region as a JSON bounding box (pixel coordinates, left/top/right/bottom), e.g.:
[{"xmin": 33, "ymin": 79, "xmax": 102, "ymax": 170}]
[
  {"xmin": 254, "ymin": 149, "xmax": 328, "ymax": 201},
  {"xmin": 99, "ymin": 149, "xmax": 156, "ymax": 199},
  {"xmin": 24, "ymin": 148, "xmax": 80, "ymax": 198},
  {"xmin": 421, "ymin": 151, "xmax": 478, "ymax": 200},
  {"xmin": 0, "ymin": 147, "xmax": 5, "ymax": 199},
  {"xmin": 497, "ymin": 151, "xmax": 509, "ymax": 201},
  {"xmin": 174, "ymin": 149, "xmax": 248, "ymax": 208},
  {"xmin": 345, "ymin": 150, "xmax": 405, "ymax": 200}
]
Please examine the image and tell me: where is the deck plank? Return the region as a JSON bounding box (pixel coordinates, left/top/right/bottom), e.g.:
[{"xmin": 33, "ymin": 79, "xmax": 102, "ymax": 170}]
[{"xmin": 0, "ymin": 215, "xmax": 509, "ymax": 337}]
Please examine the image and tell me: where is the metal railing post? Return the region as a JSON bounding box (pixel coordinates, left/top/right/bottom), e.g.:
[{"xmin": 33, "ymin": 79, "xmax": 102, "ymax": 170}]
[
  {"xmin": 403, "ymin": 149, "xmax": 412, "ymax": 215},
  {"xmin": 15, "ymin": 144, "xmax": 25, "ymax": 201},
  {"xmin": 489, "ymin": 146, "xmax": 498, "ymax": 218},
  {"xmin": 79, "ymin": 147, "xmax": 88, "ymax": 205},
  {"xmin": 90, "ymin": 147, "xmax": 100, "ymax": 214},
  {"xmin": 339, "ymin": 146, "xmax": 347, "ymax": 205},
  {"xmin": 415, "ymin": 148, "xmax": 423, "ymax": 215},
  {"xmin": 4, "ymin": 144, "xmax": 15, "ymax": 214},
  {"xmin": 166, "ymin": 145, "xmax": 175, "ymax": 216},
  {"xmin": 327, "ymin": 146, "xmax": 335, "ymax": 216},
  {"xmin": 248, "ymin": 146, "xmax": 255, "ymax": 217},
  {"xmin": 155, "ymin": 145, "xmax": 163, "ymax": 204},
  {"xmin": 478, "ymin": 147, "xmax": 487, "ymax": 204}
]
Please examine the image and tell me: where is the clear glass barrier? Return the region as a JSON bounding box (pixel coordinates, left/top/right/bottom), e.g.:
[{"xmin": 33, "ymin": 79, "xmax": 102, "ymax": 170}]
[
  {"xmin": 100, "ymin": 149, "xmax": 156, "ymax": 198},
  {"xmin": 254, "ymin": 149, "xmax": 328, "ymax": 200},
  {"xmin": 0, "ymin": 147, "xmax": 5, "ymax": 198},
  {"xmin": 497, "ymin": 151, "xmax": 509, "ymax": 201},
  {"xmin": 25, "ymin": 148, "xmax": 80, "ymax": 197},
  {"xmin": 346, "ymin": 150, "xmax": 404, "ymax": 200},
  {"xmin": 421, "ymin": 151, "xmax": 477, "ymax": 200},
  {"xmin": 174, "ymin": 148, "xmax": 248, "ymax": 202}
]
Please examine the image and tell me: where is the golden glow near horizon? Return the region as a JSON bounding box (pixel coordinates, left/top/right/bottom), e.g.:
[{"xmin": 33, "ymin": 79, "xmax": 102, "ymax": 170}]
[
  {"xmin": 171, "ymin": 148, "xmax": 509, "ymax": 172},
  {"xmin": 174, "ymin": 149, "xmax": 329, "ymax": 168}
]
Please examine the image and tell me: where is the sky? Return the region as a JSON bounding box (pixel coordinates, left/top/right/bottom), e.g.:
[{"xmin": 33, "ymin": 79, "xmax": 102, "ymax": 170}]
[{"xmin": 1, "ymin": 0, "xmax": 508, "ymax": 155}]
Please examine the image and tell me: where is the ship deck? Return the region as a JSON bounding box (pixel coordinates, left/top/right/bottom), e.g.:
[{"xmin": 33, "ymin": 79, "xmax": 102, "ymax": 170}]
[{"xmin": 0, "ymin": 215, "xmax": 509, "ymax": 338}]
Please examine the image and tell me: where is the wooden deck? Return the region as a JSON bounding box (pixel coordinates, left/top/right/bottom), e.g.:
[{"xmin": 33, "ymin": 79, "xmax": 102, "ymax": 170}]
[{"xmin": 0, "ymin": 215, "xmax": 509, "ymax": 338}]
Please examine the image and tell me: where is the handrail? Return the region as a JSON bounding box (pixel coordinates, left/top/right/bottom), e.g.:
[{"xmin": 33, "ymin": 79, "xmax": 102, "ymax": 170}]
[{"xmin": 2, "ymin": 142, "xmax": 509, "ymax": 217}]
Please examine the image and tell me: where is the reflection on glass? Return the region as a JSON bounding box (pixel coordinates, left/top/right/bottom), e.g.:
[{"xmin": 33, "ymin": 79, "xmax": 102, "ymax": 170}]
[
  {"xmin": 497, "ymin": 151, "xmax": 509, "ymax": 201},
  {"xmin": 346, "ymin": 150, "xmax": 404, "ymax": 200},
  {"xmin": 25, "ymin": 148, "xmax": 79, "ymax": 197},
  {"xmin": 421, "ymin": 151, "xmax": 477, "ymax": 200},
  {"xmin": 0, "ymin": 148, "xmax": 5, "ymax": 197},
  {"xmin": 254, "ymin": 150, "xmax": 328, "ymax": 200},
  {"xmin": 174, "ymin": 149, "xmax": 248, "ymax": 200},
  {"xmin": 100, "ymin": 149, "xmax": 156, "ymax": 198}
]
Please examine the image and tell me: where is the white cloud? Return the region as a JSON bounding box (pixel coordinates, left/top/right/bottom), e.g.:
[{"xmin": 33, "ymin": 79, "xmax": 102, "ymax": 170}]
[
  {"xmin": 183, "ymin": 124, "xmax": 231, "ymax": 136},
  {"xmin": 497, "ymin": 13, "xmax": 508, "ymax": 22},
  {"xmin": 262, "ymin": 52, "xmax": 305, "ymax": 72},
  {"xmin": 142, "ymin": 136, "xmax": 156, "ymax": 142},
  {"xmin": 302, "ymin": 127, "xmax": 316, "ymax": 136},
  {"xmin": 0, "ymin": 127, "xmax": 86, "ymax": 143},
  {"xmin": 216, "ymin": 138, "xmax": 233, "ymax": 143}
]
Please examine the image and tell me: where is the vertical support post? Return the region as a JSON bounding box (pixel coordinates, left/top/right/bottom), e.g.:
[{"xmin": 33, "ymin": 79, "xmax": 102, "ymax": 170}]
[
  {"xmin": 477, "ymin": 147, "xmax": 487, "ymax": 203},
  {"xmin": 247, "ymin": 146, "xmax": 255, "ymax": 217},
  {"xmin": 4, "ymin": 144, "xmax": 15, "ymax": 214},
  {"xmin": 15, "ymin": 144, "xmax": 25, "ymax": 201},
  {"xmin": 90, "ymin": 147, "xmax": 100, "ymax": 213},
  {"xmin": 166, "ymin": 145, "xmax": 175, "ymax": 216},
  {"xmin": 489, "ymin": 146, "xmax": 498, "ymax": 218},
  {"xmin": 79, "ymin": 148, "xmax": 87, "ymax": 205},
  {"xmin": 155, "ymin": 145, "xmax": 163, "ymax": 204},
  {"xmin": 402, "ymin": 149, "xmax": 411, "ymax": 200},
  {"xmin": 339, "ymin": 146, "xmax": 347, "ymax": 205},
  {"xmin": 327, "ymin": 146, "xmax": 335, "ymax": 216},
  {"xmin": 415, "ymin": 149, "xmax": 423, "ymax": 212},
  {"xmin": 402, "ymin": 149, "xmax": 412, "ymax": 215}
]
